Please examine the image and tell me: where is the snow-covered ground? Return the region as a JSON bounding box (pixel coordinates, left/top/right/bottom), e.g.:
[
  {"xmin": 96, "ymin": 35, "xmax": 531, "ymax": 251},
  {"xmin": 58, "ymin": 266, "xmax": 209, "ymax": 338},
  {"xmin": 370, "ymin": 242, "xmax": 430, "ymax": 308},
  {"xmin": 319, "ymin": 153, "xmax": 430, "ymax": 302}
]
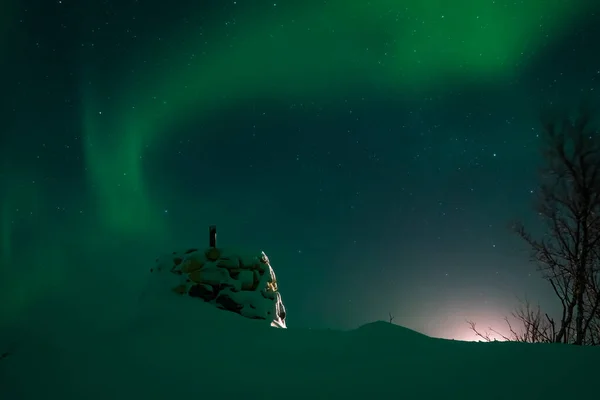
[{"xmin": 1, "ymin": 286, "xmax": 597, "ymax": 400}]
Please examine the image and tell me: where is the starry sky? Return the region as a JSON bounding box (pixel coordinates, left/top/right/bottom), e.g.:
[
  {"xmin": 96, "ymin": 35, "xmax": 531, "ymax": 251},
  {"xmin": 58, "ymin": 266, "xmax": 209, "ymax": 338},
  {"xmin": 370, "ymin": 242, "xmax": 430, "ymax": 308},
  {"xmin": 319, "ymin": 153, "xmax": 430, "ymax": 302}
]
[{"xmin": 1, "ymin": 0, "xmax": 600, "ymax": 341}]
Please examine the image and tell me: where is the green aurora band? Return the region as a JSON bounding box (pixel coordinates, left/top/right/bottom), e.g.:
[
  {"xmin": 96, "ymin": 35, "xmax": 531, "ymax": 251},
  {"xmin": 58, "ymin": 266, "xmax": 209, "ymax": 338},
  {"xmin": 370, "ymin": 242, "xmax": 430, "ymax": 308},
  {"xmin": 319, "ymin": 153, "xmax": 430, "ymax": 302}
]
[
  {"xmin": 0, "ymin": 0, "xmax": 594, "ymax": 324},
  {"xmin": 81, "ymin": 0, "xmax": 591, "ymax": 236}
]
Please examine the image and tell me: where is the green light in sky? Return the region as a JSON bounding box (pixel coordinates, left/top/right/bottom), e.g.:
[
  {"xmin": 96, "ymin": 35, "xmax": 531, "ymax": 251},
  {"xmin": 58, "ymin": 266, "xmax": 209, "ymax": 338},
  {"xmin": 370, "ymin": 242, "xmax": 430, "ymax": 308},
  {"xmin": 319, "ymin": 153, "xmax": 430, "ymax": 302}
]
[{"xmin": 82, "ymin": 0, "xmax": 591, "ymax": 235}]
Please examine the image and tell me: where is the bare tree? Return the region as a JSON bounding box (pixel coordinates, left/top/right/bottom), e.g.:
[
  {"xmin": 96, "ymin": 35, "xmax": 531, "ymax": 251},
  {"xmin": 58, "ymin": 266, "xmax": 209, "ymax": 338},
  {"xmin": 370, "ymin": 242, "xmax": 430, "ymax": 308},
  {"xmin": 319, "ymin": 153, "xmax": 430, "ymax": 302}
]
[
  {"xmin": 467, "ymin": 299, "xmax": 555, "ymax": 343},
  {"xmin": 470, "ymin": 105, "xmax": 600, "ymax": 345}
]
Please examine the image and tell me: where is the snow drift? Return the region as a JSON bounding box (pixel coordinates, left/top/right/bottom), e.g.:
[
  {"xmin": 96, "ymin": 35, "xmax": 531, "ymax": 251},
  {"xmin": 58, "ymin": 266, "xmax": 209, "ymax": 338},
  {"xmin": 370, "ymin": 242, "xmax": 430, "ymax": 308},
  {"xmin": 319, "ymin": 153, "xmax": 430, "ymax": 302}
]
[
  {"xmin": 0, "ymin": 233, "xmax": 597, "ymax": 399},
  {"xmin": 1, "ymin": 287, "xmax": 598, "ymax": 400},
  {"xmin": 149, "ymin": 246, "xmax": 287, "ymax": 328}
]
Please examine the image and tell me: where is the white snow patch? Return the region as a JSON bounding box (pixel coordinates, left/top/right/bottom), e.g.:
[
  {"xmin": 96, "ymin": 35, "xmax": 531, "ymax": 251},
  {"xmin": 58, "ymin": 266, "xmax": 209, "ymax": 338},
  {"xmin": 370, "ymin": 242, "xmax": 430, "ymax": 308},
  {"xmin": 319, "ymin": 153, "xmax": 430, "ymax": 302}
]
[{"xmin": 0, "ymin": 294, "xmax": 597, "ymax": 400}]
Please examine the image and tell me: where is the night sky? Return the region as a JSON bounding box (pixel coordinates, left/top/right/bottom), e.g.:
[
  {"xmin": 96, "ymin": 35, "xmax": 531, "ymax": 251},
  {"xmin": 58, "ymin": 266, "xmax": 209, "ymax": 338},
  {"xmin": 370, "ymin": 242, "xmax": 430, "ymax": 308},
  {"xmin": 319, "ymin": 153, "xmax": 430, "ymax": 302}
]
[{"xmin": 2, "ymin": 0, "xmax": 600, "ymax": 341}]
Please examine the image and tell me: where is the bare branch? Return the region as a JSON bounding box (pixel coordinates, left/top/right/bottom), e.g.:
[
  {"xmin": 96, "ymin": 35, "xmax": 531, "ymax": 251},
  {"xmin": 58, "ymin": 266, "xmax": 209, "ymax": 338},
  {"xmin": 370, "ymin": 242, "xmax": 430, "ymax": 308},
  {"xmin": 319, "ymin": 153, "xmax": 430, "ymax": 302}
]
[
  {"xmin": 467, "ymin": 320, "xmax": 494, "ymax": 342},
  {"xmin": 469, "ymin": 104, "xmax": 600, "ymax": 345}
]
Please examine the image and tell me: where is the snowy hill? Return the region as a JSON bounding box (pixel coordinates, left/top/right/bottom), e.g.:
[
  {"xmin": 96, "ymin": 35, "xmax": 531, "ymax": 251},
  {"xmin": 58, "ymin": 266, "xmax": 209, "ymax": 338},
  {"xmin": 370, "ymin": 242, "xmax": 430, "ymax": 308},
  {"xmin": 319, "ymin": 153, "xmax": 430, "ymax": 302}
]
[{"xmin": 1, "ymin": 291, "xmax": 598, "ymax": 400}]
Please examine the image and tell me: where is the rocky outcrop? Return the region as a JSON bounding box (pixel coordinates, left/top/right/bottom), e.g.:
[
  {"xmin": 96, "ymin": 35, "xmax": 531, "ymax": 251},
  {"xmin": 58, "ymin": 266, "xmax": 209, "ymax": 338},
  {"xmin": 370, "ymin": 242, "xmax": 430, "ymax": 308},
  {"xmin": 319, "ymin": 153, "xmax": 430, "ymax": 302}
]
[{"xmin": 150, "ymin": 247, "xmax": 287, "ymax": 328}]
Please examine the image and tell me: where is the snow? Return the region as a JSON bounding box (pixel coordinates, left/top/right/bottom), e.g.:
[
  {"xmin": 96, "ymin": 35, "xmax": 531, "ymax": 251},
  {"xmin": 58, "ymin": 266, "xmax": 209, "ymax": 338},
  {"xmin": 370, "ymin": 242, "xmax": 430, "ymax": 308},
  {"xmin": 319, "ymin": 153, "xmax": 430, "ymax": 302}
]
[
  {"xmin": 148, "ymin": 247, "xmax": 286, "ymax": 328},
  {"xmin": 0, "ymin": 245, "xmax": 597, "ymax": 399},
  {"xmin": 1, "ymin": 291, "xmax": 598, "ymax": 400}
]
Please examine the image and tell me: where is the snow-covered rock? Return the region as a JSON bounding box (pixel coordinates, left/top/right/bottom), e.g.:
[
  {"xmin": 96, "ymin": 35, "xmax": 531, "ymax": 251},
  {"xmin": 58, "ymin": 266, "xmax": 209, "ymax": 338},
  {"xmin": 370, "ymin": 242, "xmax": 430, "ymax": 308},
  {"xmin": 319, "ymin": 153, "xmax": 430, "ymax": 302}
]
[{"xmin": 147, "ymin": 246, "xmax": 287, "ymax": 328}]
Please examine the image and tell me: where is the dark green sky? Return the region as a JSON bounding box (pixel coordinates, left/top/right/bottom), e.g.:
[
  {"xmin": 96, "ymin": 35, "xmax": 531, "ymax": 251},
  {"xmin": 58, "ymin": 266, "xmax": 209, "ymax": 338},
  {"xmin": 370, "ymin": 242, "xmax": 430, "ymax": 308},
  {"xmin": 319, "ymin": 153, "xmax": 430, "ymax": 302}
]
[{"xmin": 1, "ymin": 0, "xmax": 600, "ymax": 339}]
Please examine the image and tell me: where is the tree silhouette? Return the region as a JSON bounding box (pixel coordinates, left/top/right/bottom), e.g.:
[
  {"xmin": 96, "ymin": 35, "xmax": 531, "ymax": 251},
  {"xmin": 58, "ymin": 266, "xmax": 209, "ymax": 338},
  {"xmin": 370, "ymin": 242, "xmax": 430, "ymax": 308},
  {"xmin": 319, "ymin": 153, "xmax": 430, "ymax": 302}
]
[{"xmin": 470, "ymin": 104, "xmax": 600, "ymax": 345}]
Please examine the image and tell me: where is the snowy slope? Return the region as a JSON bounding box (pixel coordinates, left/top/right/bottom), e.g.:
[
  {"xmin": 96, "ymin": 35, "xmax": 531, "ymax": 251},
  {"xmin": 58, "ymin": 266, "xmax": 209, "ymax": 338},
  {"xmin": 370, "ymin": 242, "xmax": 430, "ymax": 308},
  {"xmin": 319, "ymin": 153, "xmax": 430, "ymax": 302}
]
[{"xmin": 0, "ymin": 292, "xmax": 598, "ymax": 400}]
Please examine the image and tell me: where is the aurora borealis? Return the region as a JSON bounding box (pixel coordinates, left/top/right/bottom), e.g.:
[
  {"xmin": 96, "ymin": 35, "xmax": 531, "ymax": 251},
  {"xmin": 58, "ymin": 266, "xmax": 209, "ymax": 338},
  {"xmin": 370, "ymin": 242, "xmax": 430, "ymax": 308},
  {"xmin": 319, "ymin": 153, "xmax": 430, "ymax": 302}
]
[{"xmin": 2, "ymin": 0, "xmax": 600, "ymax": 339}]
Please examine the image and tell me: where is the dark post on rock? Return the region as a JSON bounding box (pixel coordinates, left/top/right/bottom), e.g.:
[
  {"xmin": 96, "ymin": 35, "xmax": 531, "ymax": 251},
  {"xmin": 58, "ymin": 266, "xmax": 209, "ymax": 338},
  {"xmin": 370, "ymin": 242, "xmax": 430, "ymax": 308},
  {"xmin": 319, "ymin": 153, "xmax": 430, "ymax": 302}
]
[{"xmin": 209, "ymin": 225, "xmax": 217, "ymax": 248}]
